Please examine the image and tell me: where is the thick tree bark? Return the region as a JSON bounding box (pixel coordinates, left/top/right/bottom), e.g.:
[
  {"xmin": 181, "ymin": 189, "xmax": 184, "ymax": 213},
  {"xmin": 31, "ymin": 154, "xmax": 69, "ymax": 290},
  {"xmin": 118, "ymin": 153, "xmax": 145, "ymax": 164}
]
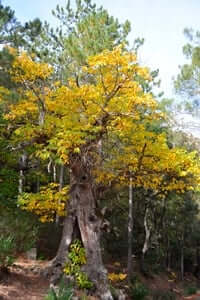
[{"xmin": 49, "ymin": 158, "xmax": 113, "ymax": 299}]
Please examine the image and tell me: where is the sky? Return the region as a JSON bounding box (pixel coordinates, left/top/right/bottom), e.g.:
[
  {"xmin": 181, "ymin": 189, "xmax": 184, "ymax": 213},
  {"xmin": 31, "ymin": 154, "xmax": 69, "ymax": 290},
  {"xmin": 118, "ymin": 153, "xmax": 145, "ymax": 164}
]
[{"xmin": 2, "ymin": 0, "xmax": 200, "ymax": 99}]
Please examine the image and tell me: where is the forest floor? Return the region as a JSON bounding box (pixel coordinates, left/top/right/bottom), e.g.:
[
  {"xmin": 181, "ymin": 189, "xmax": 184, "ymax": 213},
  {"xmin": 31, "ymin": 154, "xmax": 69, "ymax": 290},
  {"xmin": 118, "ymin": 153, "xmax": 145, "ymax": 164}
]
[
  {"xmin": 143, "ymin": 273, "xmax": 200, "ymax": 299},
  {"xmin": 0, "ymin": 257, "xmax": 200, "ymax": 299},
  {"xmin": 0, "ymin": 257, "xmax": 49, "ymax": 300}
]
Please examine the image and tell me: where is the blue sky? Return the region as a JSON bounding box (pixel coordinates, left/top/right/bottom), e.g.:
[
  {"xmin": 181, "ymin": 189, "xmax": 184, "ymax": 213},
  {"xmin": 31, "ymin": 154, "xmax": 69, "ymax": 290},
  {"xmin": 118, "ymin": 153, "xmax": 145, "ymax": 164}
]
[{"xmin": 2, "ymin": 0, "xmax": 200, "ymax": 98}]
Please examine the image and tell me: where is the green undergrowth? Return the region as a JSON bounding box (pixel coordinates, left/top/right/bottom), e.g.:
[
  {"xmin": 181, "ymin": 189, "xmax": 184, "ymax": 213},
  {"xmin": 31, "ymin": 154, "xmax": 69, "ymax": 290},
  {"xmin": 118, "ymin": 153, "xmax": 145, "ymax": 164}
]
[
  {"xmin": 63, "ymin": 239, "xmax": 93, "ymax": 290},
  {"xmin": 45, "ymin": 279, "xmax": 73, "ymax": 300}
]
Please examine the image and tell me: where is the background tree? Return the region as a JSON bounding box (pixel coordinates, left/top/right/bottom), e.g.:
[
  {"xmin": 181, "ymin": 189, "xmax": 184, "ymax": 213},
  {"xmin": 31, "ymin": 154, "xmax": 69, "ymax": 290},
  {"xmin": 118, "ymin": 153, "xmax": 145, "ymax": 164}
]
[{"xmin": 174, "ymin": 28, "xmax": 200, "ymax": 113}]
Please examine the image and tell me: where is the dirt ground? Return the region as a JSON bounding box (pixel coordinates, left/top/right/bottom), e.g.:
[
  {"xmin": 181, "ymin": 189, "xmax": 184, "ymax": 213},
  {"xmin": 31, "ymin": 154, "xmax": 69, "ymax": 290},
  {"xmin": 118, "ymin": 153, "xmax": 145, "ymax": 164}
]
[
  {"xmin": 0, "ymin": 257, "xmax": 49, "ymax": 300},
  {"xmin": 143, "ymin": 273, "xmax": 200, "ymax": 300},
  {"xmin": 1, "ymin": 258, "xmax": 200, "ymax": 300}
]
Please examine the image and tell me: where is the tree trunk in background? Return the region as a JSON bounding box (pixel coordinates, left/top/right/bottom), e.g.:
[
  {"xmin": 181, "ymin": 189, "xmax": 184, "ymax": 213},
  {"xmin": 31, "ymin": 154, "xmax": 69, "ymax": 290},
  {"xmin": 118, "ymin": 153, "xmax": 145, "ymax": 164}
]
[
  {"xmin": 140, "ymin": 206, "xmax": 151, "ymax": 274},
  {"xmin": 127, "ymin": 177, "xmax": 133, "ymax": 282},
  {"xmin": 18, "ymin": 170, "xmax": 24, "ymax": 194},
  {"xmin": 49, "ymin": 157, "xmax": 113, "ymax": 300},
  {"xmin": 18, "ymin": 152, "xmax": 28, "ymax": 194},
  {"xmin": 59, "ymin": 165, "xmax": 64, "ymax": 191},
  {"xmin": 194, "ymin": 248, "xmax": 200, "ymax": 278},
  {"xmin": 181, "ymin": 234, "xmax": 184, "ymax": 280},
  {"xmin": 166, "ymin": 236, "xmax": 171, "ymax": 271},
  {"xmin": 53, "ymin": 164, "xmax": 57, "ymax": 183},
  {"xmin": 142, "ymin": 207, "xmax": 151, "ymax": 258},
  {"xmin": 38, "ymin": 100, "xmax": 45, "ymax": 127}
]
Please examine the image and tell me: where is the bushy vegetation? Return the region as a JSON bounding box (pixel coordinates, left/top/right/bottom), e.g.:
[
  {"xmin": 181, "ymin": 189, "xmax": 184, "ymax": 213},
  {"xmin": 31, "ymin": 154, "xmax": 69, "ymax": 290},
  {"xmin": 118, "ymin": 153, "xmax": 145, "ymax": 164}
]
[
  {"xmin": 0, "ymin": 209, "xmax": 38, "ymax": 270},
  {"xmin": 130, "ymin": 280, "xmax": 149, "ymax": 300},
  {"xmin": 184, "ymin": 285, "xmax": 198, "ymax": 296},
  {"xmin": 63, "ymin": 240, "xmax": 93, "ymax": 289},
  {"xmin": 45, "ymin": 279, "xmax": 73, "ymax": 300},
  {"xmin": 0, "ymin": 235, "xmax": 16, "ymax": 269}
]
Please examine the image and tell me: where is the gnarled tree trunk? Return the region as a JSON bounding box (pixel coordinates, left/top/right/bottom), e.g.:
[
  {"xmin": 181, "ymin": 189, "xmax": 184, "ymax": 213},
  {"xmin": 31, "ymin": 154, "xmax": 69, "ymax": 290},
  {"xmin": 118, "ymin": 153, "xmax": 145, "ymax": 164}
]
[{"xmin": 49, "ymin": 157, "xmax": 113, "ymax": 300}]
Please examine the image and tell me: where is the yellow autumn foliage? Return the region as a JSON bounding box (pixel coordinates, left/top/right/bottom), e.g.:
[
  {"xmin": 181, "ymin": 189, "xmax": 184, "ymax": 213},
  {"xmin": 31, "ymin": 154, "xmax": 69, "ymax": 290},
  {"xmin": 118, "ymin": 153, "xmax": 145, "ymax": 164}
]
[
  {"xmin": 1, "ymin": 45, "xmax": 200, "ymax": 220},
  {"xmin": 18, "ymin": 183, "xmax": 68, "ymax": 222},
  {"xmin": 10, "ymin": 51, "xmax": 52, "ymax": 83},
  {"xmin": 108, "ymin": 272, "xmax": 127, "ymax": 282}
]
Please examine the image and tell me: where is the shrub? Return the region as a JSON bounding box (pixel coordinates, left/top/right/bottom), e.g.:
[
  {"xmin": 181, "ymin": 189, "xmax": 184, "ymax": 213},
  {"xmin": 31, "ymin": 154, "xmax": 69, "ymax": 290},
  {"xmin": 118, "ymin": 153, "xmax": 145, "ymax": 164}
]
[
  {"xmin": 0, "ymin": 209, "xmax": 38, "ymax": 273},
  {"xmin": 45, "ymin": 279, "xmax": 73, "ymax": 300},
  {"xmin": 63, "ymin": 239, "xmax": 93, "ymax": 289},
  {"xmin": 130, "ymin": 280, "xmax": 149, "ymax": 300},
  {"xmin": 0, "ymin": 209, "xmax": 38, "ymax": 254},
  {"xmin": 184, "ymin": 285, "xmax": 197, "ymax": 296},
  {"xmin": 0, "ymin": 235, "xmax": 16, "ymax": 268}
]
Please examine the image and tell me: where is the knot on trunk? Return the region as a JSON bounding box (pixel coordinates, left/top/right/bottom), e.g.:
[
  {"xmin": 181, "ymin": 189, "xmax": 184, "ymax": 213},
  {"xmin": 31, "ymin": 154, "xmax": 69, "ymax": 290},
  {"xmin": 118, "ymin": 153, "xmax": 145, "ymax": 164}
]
[{"xmin": 89, "ymin": 214, "xmax": 97, "ymax": 223}]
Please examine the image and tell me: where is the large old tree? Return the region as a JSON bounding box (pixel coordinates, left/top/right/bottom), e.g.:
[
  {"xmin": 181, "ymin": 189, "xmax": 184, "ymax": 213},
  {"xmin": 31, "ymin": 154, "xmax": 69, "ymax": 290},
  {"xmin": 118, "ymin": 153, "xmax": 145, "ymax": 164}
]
[
  {"xmin": 3, "ymin": 46, "xmax": 154, "ymax": 299},
  {"xmin": 2, "ymin": 45, "xmax": 200, "ymax": 298}
]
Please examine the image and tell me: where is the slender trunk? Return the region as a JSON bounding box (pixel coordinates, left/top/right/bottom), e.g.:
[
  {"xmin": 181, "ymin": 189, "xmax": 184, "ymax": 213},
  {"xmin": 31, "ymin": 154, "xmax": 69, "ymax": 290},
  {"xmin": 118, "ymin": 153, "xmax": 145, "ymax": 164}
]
[
  {"xmin": 127, "ymin": 177, "xmax": 133, "ymax": 281},
  {"xmin": 18, "ymin": 152, "xmax": 28, "ymax": 194},
  {"xmin": 38, "ymin": 98, "xmax": 45, "ymax": 126},
  {"xmin": 18, "ymin": 170, "xmax": 24, "ymax": 194},
  {"xmin": 181, "ymin": 247, "xmax": 184, "ymax": 280},
  {"xmin": 53, "ymin": 164, "xmax": 57, "ymax": 183},
  {"xmin": 59, "ymin": 165, "xmax": 64, "ymax": 191},
  {"xmin": 194, "ymin": 248, "xmax": 200, "ymax": 277},
  {"xmin": 142, "ymin": 207, "xmax": 151, "ymax": 257},
  {"xmin": 181, "ymin": 234, "xmax": 184, "ymax": 280},
  {"xmin": 39, "ymin": 109, "xmax": 45, "ymax": 126},
  {"xmin": 49, "ymin": 158, "xmax": 113, "ymax": 299},
  {"xmin": 167, "ymin": 235, "xmax": 171, "ymax": 271},
  {"xmin": 167, "ymin": 250, "xmax": 171, "ymax": 271},
  {"xmin": 140, "ymin": 206, "xmax": 151, "ymax": 274},
  {"xmin": 47, "ymin": 158, "xmax": 52, "ymax": 174}
]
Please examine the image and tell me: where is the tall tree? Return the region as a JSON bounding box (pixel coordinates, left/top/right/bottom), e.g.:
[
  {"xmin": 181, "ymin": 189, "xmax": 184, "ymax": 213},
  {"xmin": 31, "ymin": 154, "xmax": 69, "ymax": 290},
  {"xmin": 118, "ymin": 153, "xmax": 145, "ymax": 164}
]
[
  {"xmin": 0, "ymin": 1, "xmax": 42, "ymax": 48},
  {"xmin": 3, "ymin": 45, "xmax": 200, "ymax": 299},
  {"xmin": 0, "ymin": 1, "xmax": 20, "ymax": 45},
  {"xmin": 174, "ymin": 28, "xmax": 200, "ymax": 110},
  {"xmin": 26, "ymin": 0, "xmax": 131, "ymax": 84}
]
